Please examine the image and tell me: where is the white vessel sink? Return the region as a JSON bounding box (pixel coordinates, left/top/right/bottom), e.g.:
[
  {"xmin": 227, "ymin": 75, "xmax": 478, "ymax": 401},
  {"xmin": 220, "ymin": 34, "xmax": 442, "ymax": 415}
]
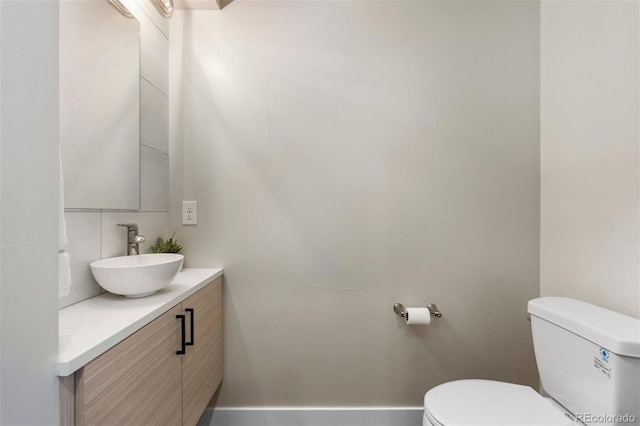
[{"xmin": 90, "ymin": 254, "xmax": 184, "ymax": 298}]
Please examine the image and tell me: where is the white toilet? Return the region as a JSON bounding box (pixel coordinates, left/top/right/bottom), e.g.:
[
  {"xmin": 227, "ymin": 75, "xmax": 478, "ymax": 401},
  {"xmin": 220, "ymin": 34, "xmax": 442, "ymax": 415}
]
[{"xmin": 423, "ymin": 297, "xmax": 640, "ymax": 426}]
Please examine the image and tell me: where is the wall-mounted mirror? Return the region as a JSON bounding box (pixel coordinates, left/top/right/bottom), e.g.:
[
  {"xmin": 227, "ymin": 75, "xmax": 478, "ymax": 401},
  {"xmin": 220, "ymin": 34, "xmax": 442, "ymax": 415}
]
[{"xmin": 60, "ymin": 0, "xmax": 140, "ymax": 210}]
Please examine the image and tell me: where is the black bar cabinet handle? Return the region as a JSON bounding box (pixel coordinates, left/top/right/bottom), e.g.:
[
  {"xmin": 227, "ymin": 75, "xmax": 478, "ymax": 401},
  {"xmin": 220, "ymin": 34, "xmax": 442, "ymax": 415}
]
[
  {"xmin": 176, "ymin": 314, "xmax": 186, "ymax": 355},
  {"xmin": 185, "ymin": 308, "xmax": 194, "ymax": 346}
]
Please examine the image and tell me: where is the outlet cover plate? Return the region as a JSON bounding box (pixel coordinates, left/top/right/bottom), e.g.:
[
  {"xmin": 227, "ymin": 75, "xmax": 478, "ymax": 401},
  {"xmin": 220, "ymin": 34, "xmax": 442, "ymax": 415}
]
[{"xmin": 182, "ymin": 201, "xmax": 198, "ymax": 225}]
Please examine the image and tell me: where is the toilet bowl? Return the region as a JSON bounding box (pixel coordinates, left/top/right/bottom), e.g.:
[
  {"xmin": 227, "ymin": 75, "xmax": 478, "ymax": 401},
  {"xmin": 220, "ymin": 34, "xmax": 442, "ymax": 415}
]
[
  {"xmin": 422, "ymin": 298, "xmax": 640, "ymax": 426},
  {"xmin": 422, "ymin": 380, "xmax": 574, "ymax": 426}
]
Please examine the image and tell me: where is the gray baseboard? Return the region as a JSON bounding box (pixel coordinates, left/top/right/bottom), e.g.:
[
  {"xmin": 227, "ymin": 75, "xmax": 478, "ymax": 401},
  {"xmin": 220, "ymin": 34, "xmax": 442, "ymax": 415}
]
[{"xmin": 198, "ymin": 407, "xmax": 424, "ymax": 426}]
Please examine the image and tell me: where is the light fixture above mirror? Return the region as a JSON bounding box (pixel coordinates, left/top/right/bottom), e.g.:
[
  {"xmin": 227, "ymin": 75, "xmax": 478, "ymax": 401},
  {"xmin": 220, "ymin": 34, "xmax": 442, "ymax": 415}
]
[
  {"xmin": 150, "ymin": 0, "xmax": 174, "ymax": 18},
  {"xmin": 106, "ymin": 0, "xmax": 134, "ymax": 18}
]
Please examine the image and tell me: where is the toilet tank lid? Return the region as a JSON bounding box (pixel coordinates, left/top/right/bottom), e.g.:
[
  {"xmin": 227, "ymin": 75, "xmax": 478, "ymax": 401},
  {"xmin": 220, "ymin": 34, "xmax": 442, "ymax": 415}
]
[{"xmin": 528, "ymin": 297, "xmax": 640, "ymax": 358}]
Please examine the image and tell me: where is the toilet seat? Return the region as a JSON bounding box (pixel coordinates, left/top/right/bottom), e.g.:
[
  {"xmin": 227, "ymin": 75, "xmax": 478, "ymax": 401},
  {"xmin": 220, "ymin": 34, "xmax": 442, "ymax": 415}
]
[{"xmin": 424, "ymin": 379, "xmax": 575, "ymax": 426}]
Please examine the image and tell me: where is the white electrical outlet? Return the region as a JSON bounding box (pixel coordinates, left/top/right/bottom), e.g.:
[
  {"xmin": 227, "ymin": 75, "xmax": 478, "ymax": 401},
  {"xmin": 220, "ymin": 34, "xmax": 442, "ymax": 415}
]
[{"xmin": 182, "ymin": 201, "xmax": 198, "ymax": 225}]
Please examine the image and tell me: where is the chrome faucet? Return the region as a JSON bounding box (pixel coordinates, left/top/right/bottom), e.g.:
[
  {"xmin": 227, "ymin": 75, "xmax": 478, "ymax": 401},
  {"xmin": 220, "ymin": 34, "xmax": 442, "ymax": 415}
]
[{"xmin": 117, "ymin": 223, "xmax": 146, "ymax": 255}]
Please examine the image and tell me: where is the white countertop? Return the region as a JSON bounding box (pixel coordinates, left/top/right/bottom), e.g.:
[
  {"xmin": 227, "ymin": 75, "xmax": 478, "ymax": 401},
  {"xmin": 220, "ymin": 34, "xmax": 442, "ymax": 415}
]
[{"xmin": 57, "ymin": 268, "xmax": 223, "ymax": 377}]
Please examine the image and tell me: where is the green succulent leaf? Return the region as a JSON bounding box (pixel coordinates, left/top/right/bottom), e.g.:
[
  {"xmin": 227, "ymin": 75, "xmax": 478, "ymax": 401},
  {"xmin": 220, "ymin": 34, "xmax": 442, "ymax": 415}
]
[{"xmin": 150, "ymin": 231, "xmax": 182, "ymax": 254}]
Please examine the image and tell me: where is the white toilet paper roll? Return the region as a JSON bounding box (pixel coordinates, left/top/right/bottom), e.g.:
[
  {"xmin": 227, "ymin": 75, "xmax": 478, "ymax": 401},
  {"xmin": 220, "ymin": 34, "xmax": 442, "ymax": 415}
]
[{"xmin": 404, "ymin": 307, "xmax": 431, "ymax": 325}]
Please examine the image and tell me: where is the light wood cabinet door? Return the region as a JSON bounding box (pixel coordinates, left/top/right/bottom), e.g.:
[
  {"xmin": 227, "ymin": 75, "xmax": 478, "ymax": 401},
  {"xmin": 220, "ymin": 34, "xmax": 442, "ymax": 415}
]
[
  {"xmin": 75, "ymin": 305, "xmax": 183, "ymax": 426},
  {"xmin": 182, "ymin": 277, "xmax": 223, "ymax": 426}
]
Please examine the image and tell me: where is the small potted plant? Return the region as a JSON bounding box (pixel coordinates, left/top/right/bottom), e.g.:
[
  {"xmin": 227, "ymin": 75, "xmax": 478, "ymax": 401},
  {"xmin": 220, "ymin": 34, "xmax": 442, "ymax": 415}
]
[{"xmin": 150, "ymin": 232, "xmax": 183, "ymax": 254}]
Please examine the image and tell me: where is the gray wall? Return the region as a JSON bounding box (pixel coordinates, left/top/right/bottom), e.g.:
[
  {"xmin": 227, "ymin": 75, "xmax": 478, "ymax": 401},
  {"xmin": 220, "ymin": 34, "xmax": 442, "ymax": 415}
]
[
  {"xmin": 1, "ymin": 1, "xmax": 60, "ymax": 423},
  {"xmin": 170, "ymin": 0, "xmax": 541, "ymax": 406},
  {"xmin": 540, "ymin": 0, "xmax": 640, "ymax": 319},
  {"xmin": 60, "ymin": 0, "xmax": 172, "ymax": 308}
]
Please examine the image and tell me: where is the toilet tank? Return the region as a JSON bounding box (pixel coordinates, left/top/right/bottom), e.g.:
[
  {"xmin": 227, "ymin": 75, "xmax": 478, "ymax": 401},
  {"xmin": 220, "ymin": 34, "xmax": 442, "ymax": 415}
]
[{"xmin": 528, "ymin": 297, "xmax": 640, "ymax": 426}]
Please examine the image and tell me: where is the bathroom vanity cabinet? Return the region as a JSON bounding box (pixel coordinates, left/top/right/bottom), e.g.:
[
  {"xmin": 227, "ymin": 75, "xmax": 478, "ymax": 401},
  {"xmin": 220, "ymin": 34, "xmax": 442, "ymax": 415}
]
[
  {"xmin": 59, "ymin": 271, "xmax": 223, "ymax": 426},
  {"xmin": 182, "ymin": 279, "xmax": 223, "ymax": 425}
]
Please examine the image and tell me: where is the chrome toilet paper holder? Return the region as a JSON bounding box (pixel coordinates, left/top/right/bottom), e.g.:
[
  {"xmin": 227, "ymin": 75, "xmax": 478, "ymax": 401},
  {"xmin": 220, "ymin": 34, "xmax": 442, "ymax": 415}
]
[{"xmin": 393, "ymin": 302, "xmax": 442, "ymax": 318}]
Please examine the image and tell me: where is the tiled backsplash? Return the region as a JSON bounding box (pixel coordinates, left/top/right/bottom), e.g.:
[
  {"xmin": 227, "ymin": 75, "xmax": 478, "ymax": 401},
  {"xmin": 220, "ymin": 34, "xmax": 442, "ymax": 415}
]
[
  {"xmin": 60, "ymin": 212, "xmax": 102, "ymax": 306},
  {"xmin": 141, "ymin": 145, "xmax": 170, "ymax": 211},
  {"xmin": 101, "ymin": 212, "xmax": 170, "ymax": 259},
  {"xmin": 59, "ymin": 211, "xmax": 170, "ymax": 308},
  {"xmin": 60, "ymin": 0, "xmax": 170, "ymax": 308}
]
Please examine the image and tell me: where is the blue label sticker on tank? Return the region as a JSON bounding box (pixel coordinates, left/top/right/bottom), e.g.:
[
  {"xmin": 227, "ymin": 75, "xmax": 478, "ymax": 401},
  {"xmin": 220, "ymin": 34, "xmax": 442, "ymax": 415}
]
[{"xmin": 594, "ymin": 350, "xmax": 612, "ymax": 379}]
